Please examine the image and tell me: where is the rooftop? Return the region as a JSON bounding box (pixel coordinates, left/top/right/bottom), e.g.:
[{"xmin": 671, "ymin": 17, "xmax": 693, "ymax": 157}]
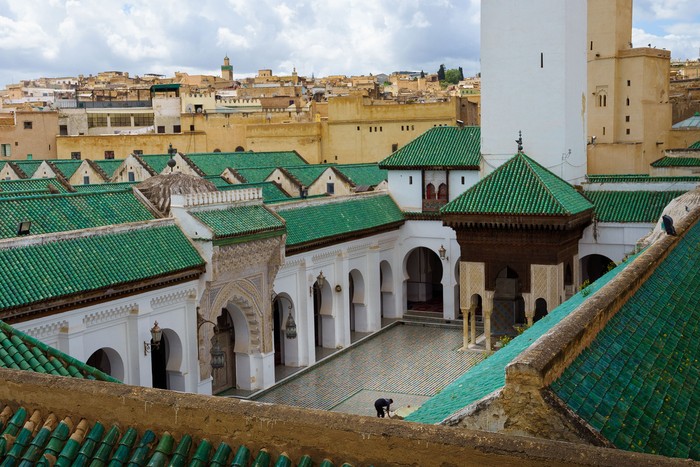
[
  {"xmin": 587, "ymin": 191, "xmax": 687, "ymax": 223},
  {"xmin": 379, "ymin": 126, "xmax": 481, "ymax": 169}
]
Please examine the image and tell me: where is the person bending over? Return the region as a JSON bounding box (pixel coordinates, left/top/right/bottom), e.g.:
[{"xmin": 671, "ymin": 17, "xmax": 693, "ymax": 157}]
[{"xmin": 374, "ymin": 398, "xmax": 393, "ymax": 418}]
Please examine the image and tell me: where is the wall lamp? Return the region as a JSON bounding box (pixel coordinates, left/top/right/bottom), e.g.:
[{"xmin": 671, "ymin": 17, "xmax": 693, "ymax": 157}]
[
  {"xmin": 197, "ymin": 313, "xmax": 225, "ymax": 369},
  {"xmin": 143, "ymin": 321, "xmax": 163, "ymax": 356},
  {"xmin": 285, "ymin": 307, "xmax": 297, "ymax": 340},
  {"xmin": 439, "ymin": 244, "xmax": 448, "ymax": 261}
]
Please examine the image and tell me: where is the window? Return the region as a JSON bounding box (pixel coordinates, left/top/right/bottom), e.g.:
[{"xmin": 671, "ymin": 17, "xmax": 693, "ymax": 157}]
[
  {"xmin": 392, "ymin": 143, "xmax": 398, "ymax": 152},
  {"xmin": 461, "ymin": 176, "xmax": 465, "ymax": 185},
  {"xmin": 87, "ymin": 114, "xmax": 108, "ymax": 128},
  {"xmin": 625, "ymin": 116, "xmax": 630, "ymax": 122},
  {"xmin": 1, "ymin": 144, "xmax": 10, "ymax": 157},
  {"xmin": 603, "ymin": 127, "xmax": 606, "ymax": 136},
  {"xmin": 411, "ymin": 125, "xmax": 414, "ymax": 131},
  {"xmin": 128, "ymin": 172, "xmax": 135, "ymax": 182},
  {"xmin": 627, "ymin": 80, "xmax": 631, "ymax": 86},
  {"xmin": 626, "ymin": 98, "xmax": 630, "ymax": 106},
  {"xmin": 23, "ymin": 121, "xmax": 32, "ymax": 129},
  {"xmin": 327, "ymin": 182, "xmax": 335, "ymax": 194},
  {"xmin": 357, "ymin": 126, "xmax": 360, "ymax": 131},
  {"xmin": 426, "ymin": 183, "xmax": 436, "ymax": 199},
  {"xmin": 369, "ymin": 127, "xmax": 372, "ymax": 133},
  {"xmin": 104, "ymin": 150, "xmax": 115, "ymax": 159},
  {"xmin": 598, "ymin": 94, "xmax": 607, "ymax": 107},
  {"xmin": 133, "ymin": 114, "xmax": 154, "ymax": 126},
  {"xmin": 71, "ymin": 152, "xmax": 81, "ymax": 160},
  {"xmin": 157, "ymin": 126, "xmax": 165, "ymax": 134},
  {"xmin": 626, "ymin": 129, "xmax": 631, "ymax": 135},
  {"xmin": 590, "ymin": 41, "xmax": 593, "ymax": 51},
  {"xmin": 380, "ymin": 126, "xmax": 383, "ymax": 132},
  {"xmin": 83, "ymin": 175, "xmax": 90, "ymax": 184},
  {"xmin": 110, "ymin": 114, "xmax": 131, "ymax": 127},
  {"xmin": 540, "ymin": 52, "xmax": 544, "ymax": 68},
  {"xmin": 401, "ymin": 126, "xmax": 405, "ymax": 131},
  {"xmin": 189, "ymin": 124, "xmax": 195, "ymax": 132},
  {"xmin": 438, "ymin": 183, "xmax": 448, "ymax": 200},
  {"xmin": 59, "ymin": 125, "xmax": 68, "ymax": 136},
  {"xmin": 409, "ymin": 176, "xmax": 413, "ymax": 185},
  {"xmin": 133, "ymin": 149, "xmax": 143, "ymax": 155},
  {"xmin": 173, "ymin": 125, "xmax": 181, "ymax": 133}
]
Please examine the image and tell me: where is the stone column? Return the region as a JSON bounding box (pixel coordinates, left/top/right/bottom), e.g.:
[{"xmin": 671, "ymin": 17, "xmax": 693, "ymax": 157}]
[
  {"xmin": 470, "ymin": 305, "xmax": 477, "ymax": 345},
  {"xmin": 461, "ymin": 307, "xmax": 469, "ymax": 349},
  {"xmin": 484, "ymin": 291, "xmax": 494, "ymax": 350}
]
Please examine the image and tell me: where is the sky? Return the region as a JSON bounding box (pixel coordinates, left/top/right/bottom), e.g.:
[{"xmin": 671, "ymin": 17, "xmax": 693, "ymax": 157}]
[{"xmin": 0, "ymin": 0, "xmax": 699, "ymax": 88}]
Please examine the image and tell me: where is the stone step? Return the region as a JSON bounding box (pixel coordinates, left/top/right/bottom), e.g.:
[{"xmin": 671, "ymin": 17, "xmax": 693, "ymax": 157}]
[{"xmin": 401, "ymin": 312, "xmax": 463, "ymax": 330}]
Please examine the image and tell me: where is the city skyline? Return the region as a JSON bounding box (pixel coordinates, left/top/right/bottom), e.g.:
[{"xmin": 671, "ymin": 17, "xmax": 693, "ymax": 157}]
[{"xmin": 0, "ymin": 0, "xmax": 699, "ymax": 88}]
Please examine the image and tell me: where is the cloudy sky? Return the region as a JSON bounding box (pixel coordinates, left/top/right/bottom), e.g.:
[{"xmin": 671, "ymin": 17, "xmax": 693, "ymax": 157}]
[{"xmin": 1, "ymin": 0, "xmax": 699, "ymax": 88}]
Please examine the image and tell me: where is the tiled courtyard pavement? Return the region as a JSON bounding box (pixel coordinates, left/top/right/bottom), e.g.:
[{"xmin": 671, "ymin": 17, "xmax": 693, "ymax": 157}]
[{"xmin": 253, "ymin": 323, "xmax": 484, "ymax": 417}]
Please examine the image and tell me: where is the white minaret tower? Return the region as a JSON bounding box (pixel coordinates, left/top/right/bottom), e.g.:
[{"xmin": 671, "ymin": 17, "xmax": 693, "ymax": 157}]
[{"xmin": 480, "ymin": 0, "xmax": 588, "ymax": 184}]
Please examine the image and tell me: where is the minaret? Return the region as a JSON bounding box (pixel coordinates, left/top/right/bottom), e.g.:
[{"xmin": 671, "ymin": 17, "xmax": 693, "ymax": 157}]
[
  {"xmin": 480, "ymin": 0, "xmax": 588, "ymax": 183},
  {"xmin": 221, "ymin": 55, "xmax": 233, "ymax": 81}
]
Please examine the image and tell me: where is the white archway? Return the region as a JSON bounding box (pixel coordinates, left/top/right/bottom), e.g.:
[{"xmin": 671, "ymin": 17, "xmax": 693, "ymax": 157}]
[
  {"xmin": 349, "ymin": 269, "xmax": 369, "ymax": 333},
  {"xmin": 380, "ymin": 260, "xmax": 395, "ymax": 319},
  {"xmin": 403, "ymin": 247, "xmax": 443, "ymax": 313},
  {"xmin": 86, "ymin": 347, "xmax": 125, "ymax": 382}
]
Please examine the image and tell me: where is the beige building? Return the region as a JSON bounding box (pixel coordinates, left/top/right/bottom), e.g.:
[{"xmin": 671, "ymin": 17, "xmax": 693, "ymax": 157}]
[
  {"xmin": 0, "ymin": 110, "xmax": 58, "ymax": 160},
  {"xmin": 587, "ymin": 0, "xmax": 672, "ymax": 174}
]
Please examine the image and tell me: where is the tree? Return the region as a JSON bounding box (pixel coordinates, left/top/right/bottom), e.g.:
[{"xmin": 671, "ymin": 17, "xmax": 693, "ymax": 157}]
[
  {"xmin": 444, "ymin": 68, "xmax": 461, "ymax": 84},
  {"xmin": 420, "ymin": 70, "xmax": 425, "ymax": 79},
  {"xmin": 437, "ymin": 64, "xmax": 446, "ymax": 81},
  {"xmin": 458, "ymin": 67, "xmax": 464, "ymax": 80}
]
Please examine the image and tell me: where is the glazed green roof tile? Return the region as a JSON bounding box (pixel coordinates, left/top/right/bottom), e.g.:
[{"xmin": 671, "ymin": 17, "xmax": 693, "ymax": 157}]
[
  {"xmin": 0, "ymin": 405, "xmax": 363, "ymax": 466},
  {"xmin": 282, "ymin": 165, "xmax": 331, "ymax": 186},
  {"xmin": 586, "ymin": 174, "xmax": 700, "ymax": 183},
  {"xmin": 138, "ymin": 154, "xmax": 172, "ymax": 174},
  {"xmin": 92, "ymin": 159, "xmax": 125, "ymax": 178},
  {"xmin": 73, "ymin": 182, "xmax": 136, "ymax": 193},
  {"xmin": 442, "ymin": 152, "xmax": 593, "ymax": 216},
  {"xmin": 334, "ymin": 163, "xmax": 388, "ymax": 187},
  {"xmin": 406, "ymin": 257, "xmax": 636, "ymax": 424},
  {"xmin": 203, "ymin": 176, "xmax": 235, "ymax": 189},
  {"xmin": 0, "ymin": 321, "xmax": 119, "ymax": 382},
  {"xmin": 689, "ymin": 140, "xmax": 700, "ymax": 150},
  {"xmin": 0, "ymin": 191, "xmax": 154, "ymax": 239},
  {"xmin": 587, "ymin": 191, "xmax": 686, "ymax": 223},
  {"xmin": 48, "ymin": 160, "xmax": 83, "ymax": 178},
  {"xmin": 0, "ymin": 178, "xmax": 68, "ymax": 195},
  {"xmin": 0, "ymin": 224, "xmax": 205, "ymax": 312},
  {"xmin": 10, "ymin": 161, "xmax": 44, "ymax": 178},
  {"xmin": 551, "ymin": 221, "xmax": 700, "ymax": 459},
  {"xmin": 650, "ymin": 156, "xmax": 700, "ymax": 168},
  {"xmin": 185, "ymin": 151, "xmax": 308, "ymax": 176},
  {"xmin": 191, "ymin": 204, "xmax": 285, "ymax": 240},
  {"xmin": 235, "ymin": 167, "xmax": 278, "ymax": 183},
  {"xmin": 276, "ymin": 195, "xmax": 404, "ymax": 247},
  {"xmin": 378, "ymin": 126, "xmax": 481, "ymax": 169},
  {"xmin": 217, "ymin": 181, "xmax": 290, "ymax": 203}
]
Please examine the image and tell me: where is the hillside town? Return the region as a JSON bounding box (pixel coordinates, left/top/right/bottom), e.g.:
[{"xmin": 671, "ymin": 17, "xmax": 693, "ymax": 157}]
[{"xmin": 0, "ymin": 0, "xmax": 699, "ymax": 466}]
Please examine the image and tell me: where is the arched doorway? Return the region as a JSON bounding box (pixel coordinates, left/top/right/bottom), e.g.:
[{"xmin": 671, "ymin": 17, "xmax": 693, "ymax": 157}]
[
  {"xmin": 312, "ymin": 273, "xmax": 333, "ymax": 353},
  {"xmin": 86, "ymin": 347, "xmax": 125, "ymax": 382},
  {"xmin": 349, "ymin": 269, "xmax": 367, "ymax": 338},
  {"xmin": 534, "ymin": 298, "xmax": 548, "ymax": 322},
  {"xmin": 273, "ymin": 294, "xmax": 294, "ymax": 366},
  {"xmin": 380, "ymin": 261, "xmax": 395, "ymax": 319},
  {"xmin": 580, "ymin": 254, "xmax": 615, "ymax": 284},
  {"xmin": 493, "ymin": 267, "xmax": 525, "ymax": 336},
  {"xmin": 151, "ymin": 329, "xmax": 184, "ymax": 391},
  {"xmin": 212, "ymin": 309, "xmax": 236, "ymax": 394},
  {"xmin": 151, "ymin": 333, "xmax": 168, "ymax": 389},
  {"xmin": 405, "ymin": 247, "xmax": 443, "ymax": 313}
]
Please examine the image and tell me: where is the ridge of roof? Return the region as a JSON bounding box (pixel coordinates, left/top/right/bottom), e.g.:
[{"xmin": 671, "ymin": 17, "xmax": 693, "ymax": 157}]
[{"xmin": 378, "ymin": 126, "xmax": 481, "ymax": 169}]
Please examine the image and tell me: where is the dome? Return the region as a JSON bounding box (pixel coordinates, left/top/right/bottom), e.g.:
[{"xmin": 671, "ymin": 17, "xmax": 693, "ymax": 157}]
[{"xmin": 136, "ymin": 173, "xmax": 218, "ymax": 215}]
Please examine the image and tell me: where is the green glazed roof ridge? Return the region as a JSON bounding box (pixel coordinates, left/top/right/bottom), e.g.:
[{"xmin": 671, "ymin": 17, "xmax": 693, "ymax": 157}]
[{"xmin": 379, "ymin": 126, "xmax": 481, "ymax": 169}]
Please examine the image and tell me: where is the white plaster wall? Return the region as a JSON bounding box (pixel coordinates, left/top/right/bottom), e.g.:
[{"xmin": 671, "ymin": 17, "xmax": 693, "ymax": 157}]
[
  {"xmin": 12, "ymin": 282, "xmax": 201, "ymax": 393},
  {"xmin": 481, "ymin": 0, "xmax": 587, "ymax": 183},
  {"xmin": 387, "ymin": 170, "xmax": 422, "ymax": 211},
  {"xmin": 579, "ymin": 222, "xmax": 654, "ymax": 263},
  {"xmin": 448, "ymin": 170, "xmax": 480, "ymax": 200}
]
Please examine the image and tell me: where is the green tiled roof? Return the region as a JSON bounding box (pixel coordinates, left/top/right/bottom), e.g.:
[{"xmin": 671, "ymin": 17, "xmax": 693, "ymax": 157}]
[
  {"xmin": 218, "ymin": 182, "xmax": 290, "ymax": 202},
  {"xmin": 334, "ymin": 163, "xmax": 387, "ymax": 187},
  {"xmin": 0, "ymin": 224, "xmax": 205, "ymax": 312},
  {"xmin": 281, "ymin": 165, "xmax": 331, "ymax": 186},
  {"xmin": 73, "ymin": 182, "xmax": 136, "ymax": 193},
  {"xmin": 0, "ymin": 321, "xmax": 119, "ymax": 382},
  {"xmin": 379, "ymin": 126, "xmax": 481, "ymax": 169},
  {"xmin": 0, "ymin": 405, "xmax": 352, "ymax": 466},
  {"xmin": 92, "ymin": 159, "xmax": 125, "ymax": 178},
  {"xmin": 191, "ymin": 204, "xmax": 285, "ymax": 242},
  {"xmin": 551, "ymin": 222, "xmax": 700, "ymax": 459},
  {"xmin": 185, "ymin": 151, "xmax": 307, "ymax": 176},
  {"xmin": 689, "ymin": 140, "xmax": 700, "ymax": 150},
  {"xmin": 10, "ymin": 161, "xmax": 44, "ymax": 178},
  {"xmin": 442, "ymin": 152, "xmax": 593, "ymax": 216},
  {"xmin": 651, "ymin": 156, "xmax": 700, "ymax": 168},
  {"xmin": 202, "ymin": 176, "xmax": 234, "ymax": 189},
  {"xmin": 276, "ymin": 195, "xmax": 404, "ymax": 247},
  {"xmin": 0, "ymin": 178, "xmax": 68, "ymax": 195},
  {"xmin": 672, "ymin": 112, "xmax": 700, "ymax": 129},
  {"xmin": 587, "ymin": 191, "xmax": 686, "ymax": 223},
  {"xmin": 48, "ymin": 160, "xmax": 83, "ymax": 178},
  {"xmin": 0, "ymin": 191, "xmax": 154, "ymax": 239},
  {"xmin": 234, "ymin": 167, "xmax": 278, "ymax": 183},
  {"xmin": 407, "ymin": 258, "xmax": 636, "ymax": 424},
  {"xmin": 138, "ymin": 154, "xmax": 172, "ymax": 174}
]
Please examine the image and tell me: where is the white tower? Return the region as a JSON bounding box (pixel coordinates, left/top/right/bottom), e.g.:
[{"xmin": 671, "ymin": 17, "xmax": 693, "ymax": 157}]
[{"xmin": 480, "ymin": 0, "xmax": 588, "ymax": 183}]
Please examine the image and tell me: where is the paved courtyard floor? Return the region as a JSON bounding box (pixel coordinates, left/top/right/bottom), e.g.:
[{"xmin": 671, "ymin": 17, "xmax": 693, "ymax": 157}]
[{"xmin": 252, "ymin": 322, "xmax": 484, "ymax": 418}]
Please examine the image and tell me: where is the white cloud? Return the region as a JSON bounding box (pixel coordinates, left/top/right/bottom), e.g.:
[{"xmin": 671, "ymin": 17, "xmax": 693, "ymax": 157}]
[{"xmin": 217, "ymin": 27, "xmax": 251, "ymax": 49}]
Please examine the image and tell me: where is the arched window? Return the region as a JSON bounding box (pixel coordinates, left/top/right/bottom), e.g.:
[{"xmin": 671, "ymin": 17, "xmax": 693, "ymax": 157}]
[
  {"xmin": 425, "ymin": 183, "xmax": 436, "ymax": 199},
  {"xmin": 437, "ymin": 183, "xmax": 448, "ymax": 200}
]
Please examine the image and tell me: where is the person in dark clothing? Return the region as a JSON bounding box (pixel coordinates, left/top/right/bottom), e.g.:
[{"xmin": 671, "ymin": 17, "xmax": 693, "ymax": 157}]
[{"xmin": 374, "ymin": 398, "xmax": 393, "ymax": 418}]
